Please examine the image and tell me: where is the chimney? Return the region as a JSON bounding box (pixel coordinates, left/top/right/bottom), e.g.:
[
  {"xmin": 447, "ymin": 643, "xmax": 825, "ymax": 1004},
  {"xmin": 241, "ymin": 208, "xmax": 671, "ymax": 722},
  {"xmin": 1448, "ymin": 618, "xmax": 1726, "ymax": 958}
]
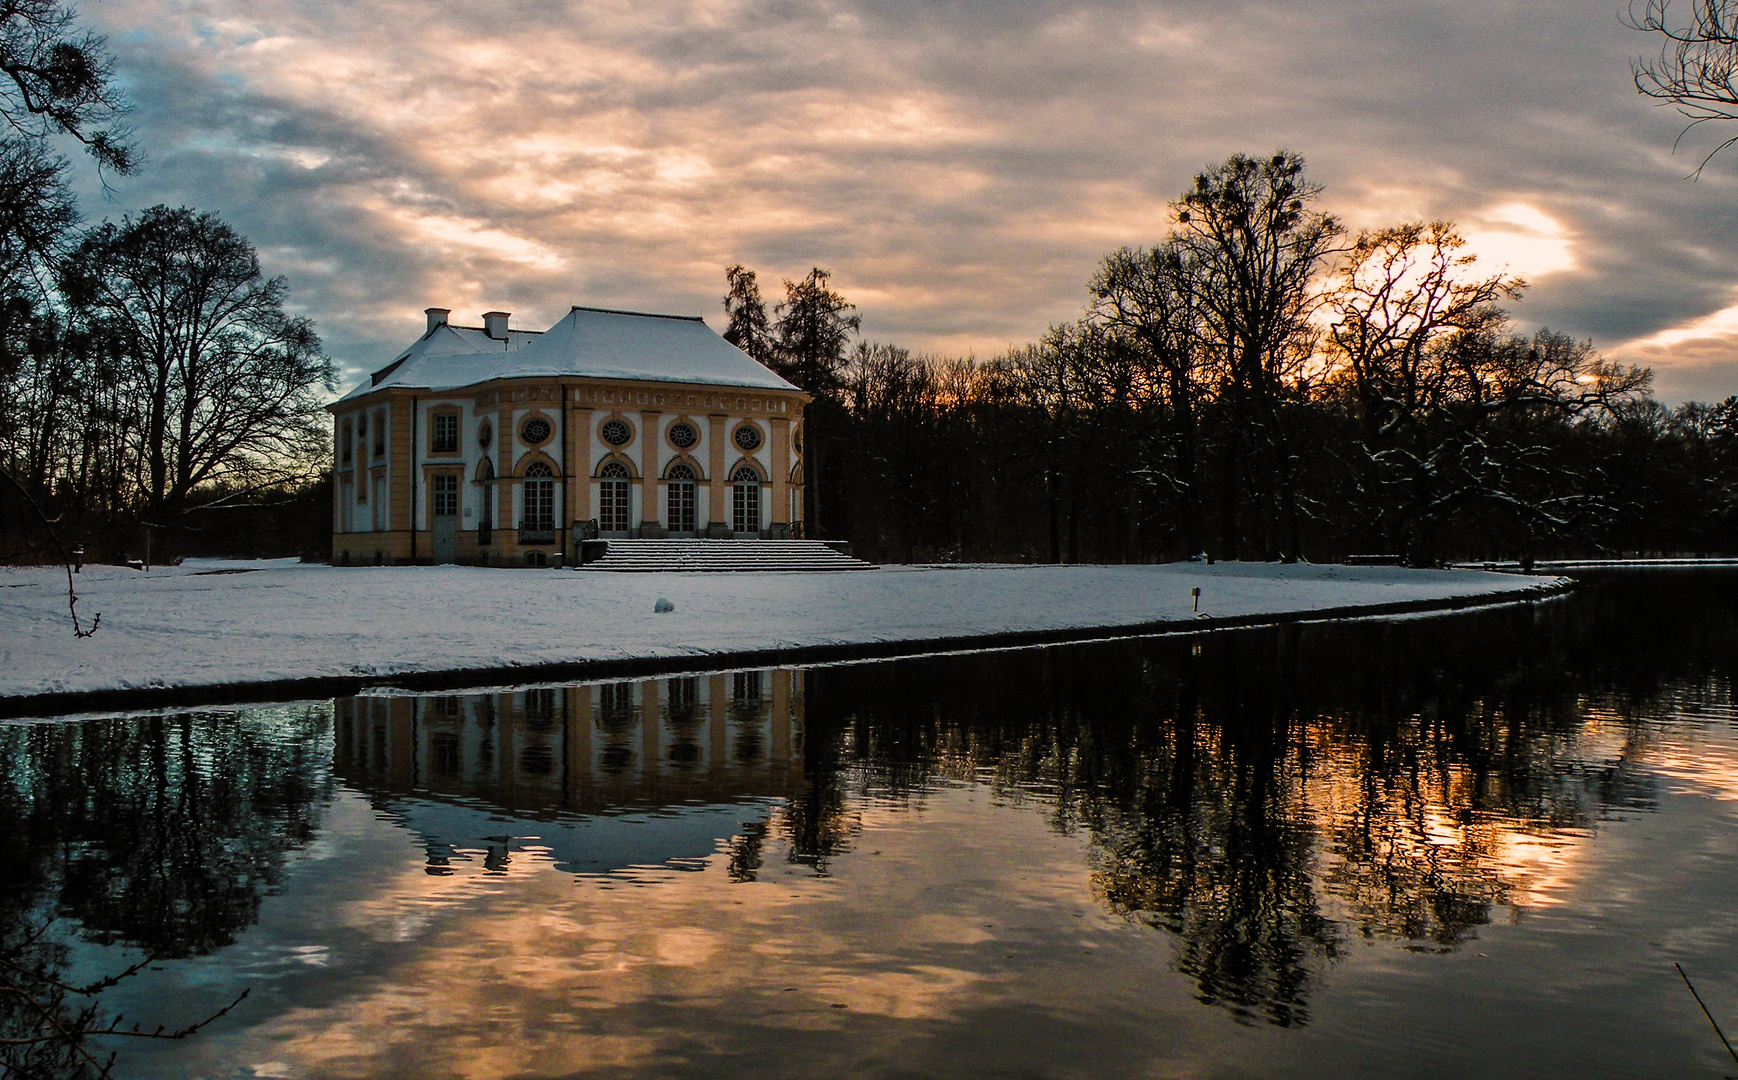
[
  {"xmin": 425, "ymin": 307, "xmax": 450, "ymax": 334},
  {"xmin": 483, "ymin": 310, "xmax": 510, "ymax": 340}
]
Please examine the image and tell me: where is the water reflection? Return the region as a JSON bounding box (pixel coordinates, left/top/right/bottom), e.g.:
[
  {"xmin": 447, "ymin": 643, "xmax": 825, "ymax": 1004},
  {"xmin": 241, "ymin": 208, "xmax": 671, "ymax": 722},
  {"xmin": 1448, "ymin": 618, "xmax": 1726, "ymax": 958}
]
[
  {"xmin": 0, "ymin": 571, "xmax": 1734, "ymax": 1077},
  {"xmin": 792, "ymin": 571, "xmax": 1733, "ymax": 1026},
  {"xmin": 0, "ymin": 706, "xmax": 333, "ymax": 1077}
]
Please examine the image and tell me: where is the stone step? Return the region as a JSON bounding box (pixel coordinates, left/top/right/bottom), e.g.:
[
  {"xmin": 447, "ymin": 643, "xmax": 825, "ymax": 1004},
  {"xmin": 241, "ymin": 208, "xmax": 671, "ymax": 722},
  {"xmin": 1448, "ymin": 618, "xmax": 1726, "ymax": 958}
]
[{"xmin": 577, "ymin": 538, "xmax": 874, "ymax": 573}]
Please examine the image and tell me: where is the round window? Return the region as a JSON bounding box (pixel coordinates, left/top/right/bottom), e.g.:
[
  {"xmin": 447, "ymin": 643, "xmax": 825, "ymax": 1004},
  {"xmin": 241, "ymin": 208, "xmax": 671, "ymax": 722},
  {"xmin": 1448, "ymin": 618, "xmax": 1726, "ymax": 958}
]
[
  {"xmin": 478, "ymin": 420, "xmax": 493, "ymax": 449},
  {"xmin": 668, "ymin": 422, "xmax": 698, "ymax": 449},
  {"xmin": 733, "ymin": 424, "xmax": 762, "ymax": 451},
  {"xmin": 600, "ymin": 419, "xmax": 633, "ymax": 446},
  {"xmin": 521, "ymin": 417, "xmax": 552, "ymax": 445}
]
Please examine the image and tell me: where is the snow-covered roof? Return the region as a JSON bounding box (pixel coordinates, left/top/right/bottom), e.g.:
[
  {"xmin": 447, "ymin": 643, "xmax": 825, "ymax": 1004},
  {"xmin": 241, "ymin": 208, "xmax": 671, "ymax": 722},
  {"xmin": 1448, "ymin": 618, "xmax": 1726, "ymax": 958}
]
[{"xmin": 339, "ymin": 306, "xmax": 798, "ymax": 402}]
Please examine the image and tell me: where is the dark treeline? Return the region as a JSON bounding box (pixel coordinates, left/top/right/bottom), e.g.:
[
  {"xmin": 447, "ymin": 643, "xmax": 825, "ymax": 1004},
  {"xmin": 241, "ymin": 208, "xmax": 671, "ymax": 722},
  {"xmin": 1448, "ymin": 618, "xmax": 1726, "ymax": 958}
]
[
  {"xmin": 0, "ymin": 1, "xmax": 333, "ymax": 566},
  {"xmin": 733, "ymin": 153, "xmax": 1738, "ymax": 565}
]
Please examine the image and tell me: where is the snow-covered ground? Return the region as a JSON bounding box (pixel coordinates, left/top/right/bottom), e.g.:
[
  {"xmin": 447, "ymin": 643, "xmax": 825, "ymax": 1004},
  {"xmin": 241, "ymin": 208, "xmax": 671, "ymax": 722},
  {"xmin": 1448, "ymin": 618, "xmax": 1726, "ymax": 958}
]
[{"xmin": 0, "ymin": 558, "xmax": 1564, "ymax": 702}]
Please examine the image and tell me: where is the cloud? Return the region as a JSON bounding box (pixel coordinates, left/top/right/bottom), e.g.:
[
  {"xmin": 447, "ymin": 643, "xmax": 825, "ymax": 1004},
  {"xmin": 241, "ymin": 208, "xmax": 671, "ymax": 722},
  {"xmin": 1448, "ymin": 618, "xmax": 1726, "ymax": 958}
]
[{"xmin": 68, "ymin": 0, "xmax": 1738, "ymax": 401}]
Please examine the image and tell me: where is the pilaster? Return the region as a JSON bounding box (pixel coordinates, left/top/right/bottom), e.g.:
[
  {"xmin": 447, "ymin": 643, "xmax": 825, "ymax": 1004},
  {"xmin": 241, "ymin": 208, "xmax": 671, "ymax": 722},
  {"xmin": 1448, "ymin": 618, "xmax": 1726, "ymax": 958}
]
[
  {"xmin": 707, "ymin": 413, "xmax": 728, "ymax": 535},
  {"xmin": 770, "ymin": 415, "xmax": 790, "ymax": 527},
  {"xmin": 639, "ymin": 409, "xmax": 662, "ymax": 532},
  {"xmin": 568, "ymin": 401, "xmax": 594, "ymax": 524}
]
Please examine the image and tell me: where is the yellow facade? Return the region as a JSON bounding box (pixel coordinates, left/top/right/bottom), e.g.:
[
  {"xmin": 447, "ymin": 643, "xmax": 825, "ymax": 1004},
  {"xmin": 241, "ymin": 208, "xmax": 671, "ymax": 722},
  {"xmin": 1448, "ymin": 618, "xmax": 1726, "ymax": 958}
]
[{"xmin": 329, "ymin": 374, "xmax": 808, "ymax": 566}]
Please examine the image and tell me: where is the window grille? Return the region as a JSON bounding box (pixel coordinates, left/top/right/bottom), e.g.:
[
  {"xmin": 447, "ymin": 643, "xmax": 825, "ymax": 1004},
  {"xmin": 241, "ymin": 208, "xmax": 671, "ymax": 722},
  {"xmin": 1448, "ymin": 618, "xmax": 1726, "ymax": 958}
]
[
  {"xmin": 432, "ymin": 474, "xmax": 459, "ymax": 516},
  {"xmin": 732, "ymin": 424, "xmax": 762, "ymax": 451},
  {"xmin": 522, "ymin": 462, "xmax": 555, "ymax": 530},
  {"xmin": 667, "ymin": 464, "xmax": 696, "ymax": 534},
  {"xmin": 668, "ymin": 422, "xmax": 697, "ymax": 448},
  {"xmin": 600, "ymin": 418, "xmax": 633, "ymax": 446},
  {"xmin": 732, "ymin": 670, "xmax": 764, "ymax": 702},
  {"xmin": 432, "ymin": 412, "xmax": 459, "ymax": 453},
  {"xmin": 731, "ymin": 464, "xmax": 761, "ymax": 535},
  {"xmin": 524, "ymin": 687, "xmax": 555, "ymax": 722},
  {"xmin": 668, "ymin": 676, "xmax": 697, "ymax": 714},
  {"xmin": 521, "ymin": 417, "xmax": 552, "ymax": 445},
  {"xmin": 598, "ymin": 682, "xmax": 634, "ymax": 732},
  {"xmin": 599, "ymin": 461, "xmax": 631, "ymax": 533}
]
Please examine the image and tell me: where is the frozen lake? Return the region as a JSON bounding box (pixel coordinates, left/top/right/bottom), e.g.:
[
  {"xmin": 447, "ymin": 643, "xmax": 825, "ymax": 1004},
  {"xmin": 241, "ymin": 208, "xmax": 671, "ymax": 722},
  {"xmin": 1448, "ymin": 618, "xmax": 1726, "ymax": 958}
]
[{"xmin": 3, "ymin": 569, "xmax": 1736, "ymax": 1078}]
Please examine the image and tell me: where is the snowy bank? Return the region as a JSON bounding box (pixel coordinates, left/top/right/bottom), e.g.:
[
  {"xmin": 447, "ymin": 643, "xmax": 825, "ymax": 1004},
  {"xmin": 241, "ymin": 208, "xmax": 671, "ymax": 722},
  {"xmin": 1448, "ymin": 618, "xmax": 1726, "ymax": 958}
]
[{"xmin": 0, "ymin": 559, "xmax": 1566, "ymax": 712}]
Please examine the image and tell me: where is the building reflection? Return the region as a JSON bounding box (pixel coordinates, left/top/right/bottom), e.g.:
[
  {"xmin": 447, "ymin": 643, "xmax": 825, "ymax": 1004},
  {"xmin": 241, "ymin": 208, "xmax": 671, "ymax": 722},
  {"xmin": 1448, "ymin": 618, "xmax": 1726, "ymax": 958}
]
[{"xmin": 331, "ymin": 671, "xmax": 805, "ymax": 877}]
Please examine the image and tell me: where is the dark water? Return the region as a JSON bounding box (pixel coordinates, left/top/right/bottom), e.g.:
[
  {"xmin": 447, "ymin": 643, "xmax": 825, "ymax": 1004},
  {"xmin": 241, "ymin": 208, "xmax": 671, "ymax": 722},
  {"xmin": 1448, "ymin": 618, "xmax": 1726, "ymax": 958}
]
[{"xmin": 4, "ymin": 571, "xmax": 1738, "ymax": 1079}]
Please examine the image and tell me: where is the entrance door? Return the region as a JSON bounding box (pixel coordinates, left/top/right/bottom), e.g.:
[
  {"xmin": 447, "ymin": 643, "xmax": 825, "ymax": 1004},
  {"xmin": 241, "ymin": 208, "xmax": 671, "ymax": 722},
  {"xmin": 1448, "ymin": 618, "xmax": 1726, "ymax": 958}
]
[{"xmin": 431, "ymin": 473, "xmax": 458, "ymax": 563}]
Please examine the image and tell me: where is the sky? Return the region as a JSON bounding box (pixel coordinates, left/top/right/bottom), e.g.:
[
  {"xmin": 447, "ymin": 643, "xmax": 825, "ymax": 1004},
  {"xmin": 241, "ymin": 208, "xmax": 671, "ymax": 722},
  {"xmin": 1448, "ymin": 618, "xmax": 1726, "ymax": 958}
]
[{"xmin": 64, "ymin": 0, "xmax": 1738, "ymax": 403}]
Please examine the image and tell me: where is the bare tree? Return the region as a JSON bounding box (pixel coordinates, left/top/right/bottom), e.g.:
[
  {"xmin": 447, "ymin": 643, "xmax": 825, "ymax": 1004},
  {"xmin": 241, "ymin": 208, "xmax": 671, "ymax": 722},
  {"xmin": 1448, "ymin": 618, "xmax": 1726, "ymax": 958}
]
[
  {"xmin": 60, "ymin": 206, "xmax": 334, "ymax": 542},
  {"xmin": 0, "ymin": 0, "xmax": 134, "ymax": 174},
  {"xmin": 1627, "ymin": 0, "xmax": 1738, "ymax": 166},
  {"xmin": 0, "ymin": 0, "xmax": 130, "ymax": 628},
  {"xmin": 1089, "ymin": 241, "xmax": 1211, "ymax": 555},
  {"xmin": 1173, "ymin": 151, "xmax": 1343, "ymax": 561},
  {"xmin": 1325, "ymin": 222, "xmax": 1525, "ymax": 441}
]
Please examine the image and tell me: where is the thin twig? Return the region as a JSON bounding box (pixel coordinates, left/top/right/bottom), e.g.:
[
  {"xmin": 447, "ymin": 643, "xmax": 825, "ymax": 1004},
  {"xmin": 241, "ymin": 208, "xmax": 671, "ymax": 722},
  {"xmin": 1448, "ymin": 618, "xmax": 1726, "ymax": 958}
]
[{"xmin": 1676, "ymin": 962, "xmax": 1738, "ymax": 1071}]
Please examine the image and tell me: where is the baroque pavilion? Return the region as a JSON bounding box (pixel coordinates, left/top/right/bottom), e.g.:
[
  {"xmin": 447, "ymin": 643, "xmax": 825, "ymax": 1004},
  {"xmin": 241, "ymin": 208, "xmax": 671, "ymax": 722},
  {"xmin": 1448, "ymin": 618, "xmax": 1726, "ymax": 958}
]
[{"xmin": 327, "ymin": 305, "xmax": 808, "ymax": 566}]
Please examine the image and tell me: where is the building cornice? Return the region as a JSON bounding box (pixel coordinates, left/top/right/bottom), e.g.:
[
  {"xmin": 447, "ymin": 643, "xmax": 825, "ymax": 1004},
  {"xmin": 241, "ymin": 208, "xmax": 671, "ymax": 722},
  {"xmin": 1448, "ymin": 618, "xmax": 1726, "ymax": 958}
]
[{"xmin": 329, "ymin": 373, "xmax": 811, "ymax": 415}]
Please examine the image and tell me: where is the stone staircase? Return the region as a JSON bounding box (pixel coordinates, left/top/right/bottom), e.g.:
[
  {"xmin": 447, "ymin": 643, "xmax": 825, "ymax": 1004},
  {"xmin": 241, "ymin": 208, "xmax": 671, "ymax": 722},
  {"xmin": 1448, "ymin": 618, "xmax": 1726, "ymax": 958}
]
[{"xmin": 577, "ymin": 538, "xmax": 875, "ymax": 572}]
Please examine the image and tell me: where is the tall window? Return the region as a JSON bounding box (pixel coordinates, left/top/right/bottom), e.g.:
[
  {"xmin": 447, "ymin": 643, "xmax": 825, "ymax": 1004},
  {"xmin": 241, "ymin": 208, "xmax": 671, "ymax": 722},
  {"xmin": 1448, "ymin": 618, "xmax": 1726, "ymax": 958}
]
[
  {"xmin": 666, "ymin": 463, "xmax": 696, "ymax": 534},
  {"xmin": 522, "ymin": 462, "xmax": 555, "ymax": 530},
  {"xmin": 477, "ymin": 459, "xmax": 494, "ymax": 540},
  {"xmin": 432, "ymin": 412, "xmax": 459, "ymax": 453},
  {"xmin": 432, "ymin": 474, "xmax": 458, "ymax": 517},
  {"xmin": 340, "ymin": 420, "xmax": 353, "ymax": 464},
  {"xmin": 599, "ymin": 461, "xmax": 631, "ymax": 534},
  {"xmin": 373, "ymin": 410, "xmax": 386, "ymax": 457},
  {"xmin": 731, "ymin": 465, "xmax": 761, "ymax": 535}
]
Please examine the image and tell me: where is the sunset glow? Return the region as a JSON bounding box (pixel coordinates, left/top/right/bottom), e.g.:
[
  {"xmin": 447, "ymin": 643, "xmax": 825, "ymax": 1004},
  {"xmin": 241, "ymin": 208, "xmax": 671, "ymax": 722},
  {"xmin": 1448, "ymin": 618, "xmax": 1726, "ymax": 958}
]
[{"xmin": 66, "ymin": 0, "xmax": 1736, "ymax": 403}]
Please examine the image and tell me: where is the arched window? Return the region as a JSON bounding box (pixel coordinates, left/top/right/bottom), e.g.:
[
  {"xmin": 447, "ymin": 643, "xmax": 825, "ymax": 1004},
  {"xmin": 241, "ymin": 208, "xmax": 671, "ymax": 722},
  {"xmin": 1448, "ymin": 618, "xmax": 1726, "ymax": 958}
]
[
  {"xmin": 522, "ymin": 461, "xmax": 555, "ymax": 531},
  {"xmin": 599, "ymin": 461, "xmax": 631, "ymax": 535},
  {"xmin": 667, "ymin": 462, "xmax": 697, "ymax": 535},
  {"xmin": 731, "ymin": 464, "xmax": 761, "ymax": 536}
]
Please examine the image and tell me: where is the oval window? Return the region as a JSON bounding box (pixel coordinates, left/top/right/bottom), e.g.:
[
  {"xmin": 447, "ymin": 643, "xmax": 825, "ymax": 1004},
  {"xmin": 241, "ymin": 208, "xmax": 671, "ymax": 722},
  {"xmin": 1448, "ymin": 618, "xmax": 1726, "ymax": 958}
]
[
  {"xmin": 668, "ymin": 422, "xmax": 698, "ymax": 449},
  {"xmin": 600, "ymin": 419, "xmax": 633, "ymax": 446},
  {"xmin": 733, "ymin": 424, "xmax": 762, "ymax": 451},
  {"xmin": 478, "ymin": 419, "xmax": 493, "ymax": 449},
  {"xmin": 521, "ymin": 417, "xmax": 552, "ymax": 445}
]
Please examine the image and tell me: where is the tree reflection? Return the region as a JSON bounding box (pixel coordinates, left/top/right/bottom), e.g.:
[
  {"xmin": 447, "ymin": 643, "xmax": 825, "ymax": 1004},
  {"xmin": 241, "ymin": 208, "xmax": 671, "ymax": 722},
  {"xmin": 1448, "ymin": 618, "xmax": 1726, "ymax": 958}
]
[
  {"xmin": 801, "ymin": 571, "xmax": 1736, "ymax": 1027},
  {"xmin": 0, "ymin": 705, "xmax": 333, "ymax": 1074}
]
